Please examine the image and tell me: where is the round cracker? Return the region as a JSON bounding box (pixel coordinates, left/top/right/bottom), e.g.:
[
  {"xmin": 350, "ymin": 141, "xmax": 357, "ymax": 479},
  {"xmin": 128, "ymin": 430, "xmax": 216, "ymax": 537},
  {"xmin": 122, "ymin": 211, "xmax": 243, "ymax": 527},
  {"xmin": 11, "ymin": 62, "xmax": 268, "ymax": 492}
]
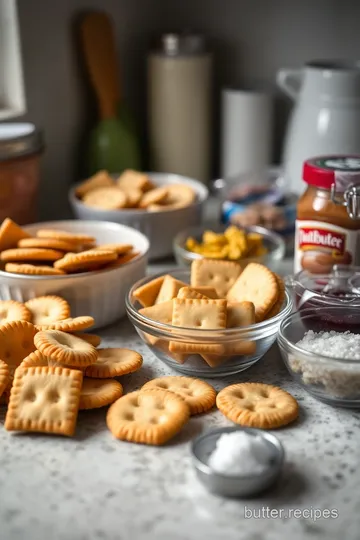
[
  {"xmin": 0, "ymin": 248, "xmax": 64, "ymax": 262},
  {"xmin": 36, "ymin": 229, "xmax": 95, "ymax": 245},
  {"xmin": 69, "ymin": 332, "xmax": 101, "ymax": 348},
  {"xmin": 20, "ymin": 350, "xmax": 49, "ymax": 368},
  {"xmin": 0, "ymin": 320, "xmax": 37, "ymax": 376},
  {"xmin": 0, "ymin": 300, "xmax": 32, "ymax": 323},
  {"xmin": 93, "ymin": 244, "xmax": 133, "ymax": 255},
  {"xmin": 25, "ymin": 296, "xmax": 70, "ymax": 326},
  {"xmin": 82, "ymin": 187, "xmax": 127, "ymax": 210},
  {"xmin": 142, "ymin": 376, "xmax": 216, "ymax": 415},
  {"xmin": 79, "ymin": 378, "xmax": 123, "ymax": 410},
  {"xmin": 163, "ymin": 183, "xmax": 196, "ymax": 208},
  {"xmin": 17, "ymin": 238, "xmax": 79, "ymax": 252},
  {"xmin": 5, "ymin": 263, "xmax": 66, "ymax": 276},
  {"xmin": 216, "ymin": 382, "xmax": 299, "ymax": 429},
  {"xmin": 106, "ymin": 388, "xmax": 190, "ymax": 445},
  {"xmin": 34, "ymin": 316, "xmax": 95, "ymax": 332},
  {"xmin": 139, "ymin": 187, "xmax": 168, "ymax": 208},
  {"xmin": 85, "ymin": 348, "xmax": 143, "ymax": 378},
  {"xmin": 54, "ymin": 250, "xmax": 117, "ymax": 273},
  {"xmin": 0, "ymin": 359, "xmax": 10, "ymax": 397},
  {"xmin": 34, "ymin": 330, "xmax": 98, "ymax": 367}
]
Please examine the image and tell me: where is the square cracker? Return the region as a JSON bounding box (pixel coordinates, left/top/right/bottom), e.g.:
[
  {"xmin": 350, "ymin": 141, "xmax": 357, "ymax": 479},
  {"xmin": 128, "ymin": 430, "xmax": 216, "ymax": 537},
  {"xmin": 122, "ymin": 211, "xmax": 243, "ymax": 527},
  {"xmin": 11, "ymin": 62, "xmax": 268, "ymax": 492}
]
[
  {"xmin": 133, "ymin": 275, "xmax": 166, "ymax": 307},
  {"xmin": 226, "ymin": 263, "xmax": 278, "ymax": 322},
  {"xmin": 5, "ymin": 366, "xmax": 83, "ymax": 436},
  {"xmin": 169, "ymin": 298, "xmax": 227, "ymax": 354},
  {"xmin": 155, "ymin": 276, "xmax": 187, "ymax": 304},
  {"xmin": 177, "ymin": 287, "xmax": 209, "ymax": 300},
  {"xmin": 191, "ymin": 259, "xmax": 242, "ymax": 298},
  {"xmin": 227, "ymin": 301, "xmax": 255, "ymax": 328},
  {"xmin": 139, "ymin": 301, "xmax": 173, "ymax": 346},
  {"xmin": 192, "ymin": 286, "xmax": 218, "ymax": 299}
]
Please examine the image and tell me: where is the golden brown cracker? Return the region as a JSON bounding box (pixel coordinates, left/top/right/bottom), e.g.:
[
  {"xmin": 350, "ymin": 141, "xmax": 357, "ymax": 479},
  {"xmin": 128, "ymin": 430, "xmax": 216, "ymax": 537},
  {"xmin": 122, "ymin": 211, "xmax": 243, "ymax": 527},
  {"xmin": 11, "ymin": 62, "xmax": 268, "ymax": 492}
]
[
  {"xmin": 34, "ymin": 316, "xmax": 95, "ymax": 332},
  {"xmin": 54, "ymin": 250, "xmax": 117, "ymax": 273},
  {"xmin": 265, "ymin": 274, "xmax": 286, "ymax": 319},
  {"xmin": 0, "ymin": 359, "xmax": 10, "ymax": 397},
  {"xmin": 226, "ymin": 263, "xmax": 278, "ymax": 322},
  {"xmin": 177, "ymin": 287, "xmax": 209, "ymax": 300},
  {"xmin": 17, "ymin": 237, "xmax": 79, "ymax": 252},
  {"xmin": 216, "ymin": 382, "xmax": 299, "ymax": 429},
  {"xmin": 0, "ymin": 218, "xmax": 31, "ymax": 252},
  {"xmin": 82, "ymin": 187, "xmax": 128, "ymax": 210},
  {"xmin": 34, "ymin": 330, "xmax": 98, "ymax": 367},
  {"xmin": 70, "ymin": 332, "xmax": 101, "ymax": 348},
  {"xmin": 191, "ymin": 286, "xmax": 218, "ymax": 299},
  {"xmin": 79, "ymin": 378, "xmax": 123, "ymax": 410},
  {"xmin": 0, "ymin": 300, "xmax": 32, "ymax": 323},
  {"xmin": 133, "ymin": 275, "xmax": 166, "ymax": 307},
  {"xmin": 25, "ymin": 296, "xmax": 70, "ymax": 326},
  {"xmin": 5, "ymin": 366, "xmax": 83, "ymax": 436},
  {"xmin": 191, "ymin": 259, "xmax": 242, "ymax": 298},
  {"xmin": 162, "ymin": 184, "xmax": 196, "ymax": 208},
  {"xmin": 172, "ymin": 298, "xmax": 227, "ymax": 330},
  {"xmin": 93, "ymin": 243, "xmax": 133, "ymax": 255},
  {"xmin": 0, "ymin": 248, "xmax": 64, "ymax": 262},
  {"xmin": 139, "ymin": 300, "xmax": 173, "ymax": 325},
  {"xmin": 85, "ymin": 348, "xmax": 142, "ymax": 378},
  {"xmin": 106, "ymin": 388, "xmax": 190, "ymax": 445},
  {"xmin": 0, "ymin": 320, "xmax": 37, "ymax": 376},
  {"xmin": 4, "ymin": 263, "xmax": 65, "ymax": 276},
  {"xmin": 116, "ymin": 170, "xmax": 153, "ymax": 192},
  {"xmin": 169, "ymin": 341, "xmax": 225, "ymax": 355},
  {"xmin": 155, "ymin": 275, "xmax": 188, "ymax": 304},
  {"xmin": 36, "ymin": 229, "xmax": 95, "ymax": 245},
  {"xmin": 142, "ymin": 376, "xmax": 216, "ymax": 415},
  {"xmin": 139, "ymin": 187, "xmax": 168, "ymax": 208},
  {"xmin": 75, "ymin": 170, "xmax": 114, "ymax": 198},
  {"xmin": 227, "ymin": 301, "xmax": 255, "ymax": 328},
  {"xmin": 20, "ymin": 350, "xmax": 49, "ymax": 368}
]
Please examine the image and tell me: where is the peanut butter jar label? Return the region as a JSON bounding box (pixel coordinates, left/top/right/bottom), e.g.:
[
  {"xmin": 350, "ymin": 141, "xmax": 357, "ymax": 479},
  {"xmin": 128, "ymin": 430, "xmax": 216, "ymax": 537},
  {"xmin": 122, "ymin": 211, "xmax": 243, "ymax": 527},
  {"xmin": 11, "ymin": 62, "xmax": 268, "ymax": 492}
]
[{"xmin": 294, "ymin": 220, "xmax": 360, "ymax": 274}]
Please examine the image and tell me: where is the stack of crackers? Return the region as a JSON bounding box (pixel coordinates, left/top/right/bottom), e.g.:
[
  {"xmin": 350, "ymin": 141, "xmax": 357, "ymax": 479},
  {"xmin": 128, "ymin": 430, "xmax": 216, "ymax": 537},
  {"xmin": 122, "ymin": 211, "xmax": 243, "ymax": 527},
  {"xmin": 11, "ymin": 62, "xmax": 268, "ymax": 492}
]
[
  {"xmin": 75, "ymin": 169, "xmax": 196, "ymax": 211},
  {"xmin": 0, "ymin": 218, "xmax": 138, "ymax": 276},
  {"xmin": 134, "ymin": 260, "xmax": 285, "ymax": 368},
  {"xmin": 0, "ymin": 295, "xmax": 143, "ymax": 437}
]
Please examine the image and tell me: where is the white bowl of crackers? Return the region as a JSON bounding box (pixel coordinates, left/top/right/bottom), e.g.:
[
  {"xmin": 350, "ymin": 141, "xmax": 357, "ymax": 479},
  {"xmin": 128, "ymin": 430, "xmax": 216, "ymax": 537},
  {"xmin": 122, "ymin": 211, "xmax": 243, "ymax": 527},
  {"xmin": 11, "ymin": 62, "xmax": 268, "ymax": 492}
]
[
  {"xmin": 0, "ymin": 218, "xmax": 149, "ymax": 329},
  {"xmin": 126, "ymin": 259, "xmax": 292, "ymax": 377},
  {"xmin": 69, "ymin": 169, "xmax": 208, "ymax": 260}
]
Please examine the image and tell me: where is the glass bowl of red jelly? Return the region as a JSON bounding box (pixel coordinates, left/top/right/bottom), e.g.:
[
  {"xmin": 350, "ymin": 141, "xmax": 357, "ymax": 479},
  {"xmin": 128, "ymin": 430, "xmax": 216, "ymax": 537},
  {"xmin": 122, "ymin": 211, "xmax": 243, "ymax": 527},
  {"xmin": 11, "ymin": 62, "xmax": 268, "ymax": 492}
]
[{"xmin": 290, "ymin": 265, "xmax": 360, "ymax": 331}]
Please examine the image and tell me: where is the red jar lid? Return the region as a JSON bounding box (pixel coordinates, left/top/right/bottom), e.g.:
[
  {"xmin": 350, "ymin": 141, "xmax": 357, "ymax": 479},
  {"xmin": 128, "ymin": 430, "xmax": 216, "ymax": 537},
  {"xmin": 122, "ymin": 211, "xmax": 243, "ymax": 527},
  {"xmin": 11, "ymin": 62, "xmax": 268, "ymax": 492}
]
[{"xmin": 303, "ymin": 156, "xmax": 360, "ymax": 189}]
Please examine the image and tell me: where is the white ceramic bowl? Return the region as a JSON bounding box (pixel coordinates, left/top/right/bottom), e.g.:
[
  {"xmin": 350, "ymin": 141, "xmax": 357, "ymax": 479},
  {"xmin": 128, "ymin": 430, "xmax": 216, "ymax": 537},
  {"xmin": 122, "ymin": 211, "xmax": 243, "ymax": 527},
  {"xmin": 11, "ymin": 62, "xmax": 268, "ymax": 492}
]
[
  {"xmin": 0, "ymin": 220, "xmax": 149, "ymax": 330},
  {"xmin": 69, "ymin": 173, "xmax": 209, "ymax": 260}
]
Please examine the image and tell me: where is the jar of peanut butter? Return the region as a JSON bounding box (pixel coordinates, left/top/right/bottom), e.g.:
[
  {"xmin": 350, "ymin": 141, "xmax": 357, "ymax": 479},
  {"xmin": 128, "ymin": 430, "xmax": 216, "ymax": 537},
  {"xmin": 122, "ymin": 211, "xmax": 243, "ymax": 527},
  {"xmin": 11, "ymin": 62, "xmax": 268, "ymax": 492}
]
[
  {"xmin": 0, "ymin": 123, "xmax": 44, "ymax": 225},
  {"xmin": 295, "ymin": 156, "xmax": 360, "ymax": 273}
]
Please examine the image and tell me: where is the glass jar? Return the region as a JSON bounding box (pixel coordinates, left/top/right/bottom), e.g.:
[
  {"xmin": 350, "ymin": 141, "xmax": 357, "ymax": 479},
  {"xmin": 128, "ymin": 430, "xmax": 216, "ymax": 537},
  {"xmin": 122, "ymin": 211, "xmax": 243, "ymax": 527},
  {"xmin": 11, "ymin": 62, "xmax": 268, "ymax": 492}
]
[
  {"xmin": 0, "ymin": 123, "xmax": 44, "ymax": 224},
  {"xmin": 295, "ymin": 156, "xmax": 360, "ymax": 273}
]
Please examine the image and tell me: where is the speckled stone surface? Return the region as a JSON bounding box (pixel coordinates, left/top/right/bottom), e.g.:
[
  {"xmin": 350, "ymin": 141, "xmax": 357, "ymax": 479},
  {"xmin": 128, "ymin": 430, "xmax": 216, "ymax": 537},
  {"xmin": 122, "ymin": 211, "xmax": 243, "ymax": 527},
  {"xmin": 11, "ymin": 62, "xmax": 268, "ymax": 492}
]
[{"xmin": 1, "ymin": 261, "xmax": 360, "ymax": 540}]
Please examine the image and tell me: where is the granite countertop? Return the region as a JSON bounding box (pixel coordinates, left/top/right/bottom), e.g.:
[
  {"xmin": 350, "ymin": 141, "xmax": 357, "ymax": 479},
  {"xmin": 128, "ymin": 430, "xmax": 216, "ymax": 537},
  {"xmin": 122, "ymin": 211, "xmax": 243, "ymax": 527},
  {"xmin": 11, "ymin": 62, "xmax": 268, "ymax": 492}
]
[{"xmin": 1, "ymin": 259, "xmax": 360, "ymax": 540}]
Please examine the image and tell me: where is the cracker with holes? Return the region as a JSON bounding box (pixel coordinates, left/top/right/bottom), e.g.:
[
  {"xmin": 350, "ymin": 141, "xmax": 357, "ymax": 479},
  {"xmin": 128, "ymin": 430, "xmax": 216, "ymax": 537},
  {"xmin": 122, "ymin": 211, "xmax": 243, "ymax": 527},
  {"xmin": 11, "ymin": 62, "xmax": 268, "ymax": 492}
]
[
  {"xmin": 106, "ymin": 388, "xmax": 190, "ymax": 445},
  {"xmin": 142, "ymin": 376, "xmax": 216, "ymax": 415},
  {"xmin": 34, "ymin": 330, "xmax": 98, "ymax": 367},
  {"xmin": 155, "ymin": 275, "xmax": 187, "ymax": 304},
  {"xmin": 85, "ymin": 348, "xmax": 142, "ymax": 378},
  {"xmin": 133, "ymin": 275, "xmax": 166, "ymax": 307},
  {"xmin": 79, "ymin": 378, "xmax": 123, "ymax": 410},
  {"xmin": 5, "ymin": 366, "xmax": 83, "ymax": 436},
  {"xmin": 216, "ymin": 382, "xmax": 299, "ymax": 429},
  {"xmin": 169, "ymin": 298, "xmax": 227, "ymax": 355},
  {"xmin": 25, "ymin": 296, "xmax": 70, "ymax": 326},
  {"xmin": 0, "ymin": 300, "xmax": 32, "ymax": 323},
  {"xmin": 0, "ymin": 321, "xmax": 37, "ymax": 377},
  {"xmin": 226, "ymin": 263, "xmax": 278, "ymax": 321},
  {"xmin": 191, "ymin": 259, "xmax": 242, "ymax": 298},
  {"xmin": 70, "ymin": 332, "xmax": 101, "ymax": 348}
]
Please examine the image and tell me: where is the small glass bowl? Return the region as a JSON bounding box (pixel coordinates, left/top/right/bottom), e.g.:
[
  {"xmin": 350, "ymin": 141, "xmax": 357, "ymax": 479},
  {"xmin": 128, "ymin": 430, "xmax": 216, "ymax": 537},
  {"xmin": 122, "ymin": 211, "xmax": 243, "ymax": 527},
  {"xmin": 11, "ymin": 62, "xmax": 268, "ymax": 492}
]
[
  {"xmin": 278, "ymin": 306, "xmax": 360, "ymax": 408},
  {"xmin": 173, "ymin": 224, "xmax": 285, "ymax": 274},
  {"xmin": 126, "ymin": 269, "xmax": 292, "ymax": 378}
]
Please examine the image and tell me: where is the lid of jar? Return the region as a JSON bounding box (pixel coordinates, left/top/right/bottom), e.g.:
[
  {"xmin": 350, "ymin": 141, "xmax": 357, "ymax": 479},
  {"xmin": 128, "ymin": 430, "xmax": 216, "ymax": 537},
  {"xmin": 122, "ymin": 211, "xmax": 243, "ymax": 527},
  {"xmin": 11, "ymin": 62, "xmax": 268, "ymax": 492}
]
[
  {"xmin": 151, "ymin": 33, "xmax": 208, "ymax": 56},
  {"xmin": 0, "ymin": 123, "xmax": 44, "ymax": 161},
  {"xmin": 303, "ymin": 155, "xmax": 360, "ymax": 189}
]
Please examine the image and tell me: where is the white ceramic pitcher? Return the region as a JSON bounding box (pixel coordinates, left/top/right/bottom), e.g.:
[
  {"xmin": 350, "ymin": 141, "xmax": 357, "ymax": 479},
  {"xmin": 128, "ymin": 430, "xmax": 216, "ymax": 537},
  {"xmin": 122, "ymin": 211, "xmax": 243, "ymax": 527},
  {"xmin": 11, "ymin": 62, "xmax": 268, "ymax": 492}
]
[{"xmin": 277, "ymin": 61, "xmax": 360, "ymax": 193}]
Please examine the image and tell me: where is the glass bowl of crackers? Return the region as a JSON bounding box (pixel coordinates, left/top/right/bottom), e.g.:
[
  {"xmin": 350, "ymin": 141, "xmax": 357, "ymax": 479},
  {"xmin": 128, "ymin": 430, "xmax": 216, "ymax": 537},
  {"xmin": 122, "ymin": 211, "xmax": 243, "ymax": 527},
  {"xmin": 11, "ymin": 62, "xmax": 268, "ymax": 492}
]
[
  {"xmin": 126, "ymin": 260, "xmax": 292, "ymax": 377},
  {"xmin": 69, "ymin": 169, "xmax": 208, "ymax": 260},
  {"xmin": 0, "ymin": 218, "xmax": 149, "ymax": 329},
  {"xmin": 173, "ymin": 224, "xmax": 285, "ymax": 274}
]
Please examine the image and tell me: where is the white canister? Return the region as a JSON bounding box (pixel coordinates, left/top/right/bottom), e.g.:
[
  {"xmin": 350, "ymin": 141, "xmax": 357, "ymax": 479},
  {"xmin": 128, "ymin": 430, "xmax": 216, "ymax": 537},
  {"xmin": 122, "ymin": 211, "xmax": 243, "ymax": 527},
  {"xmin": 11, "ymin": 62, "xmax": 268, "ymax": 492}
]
[
  {"xmin": 147, "ymin": 34, "xmax": 212, "ymax": 184},
  {"xmin": 221, "ymin": 88, "xmax": 273, "ymax": 178}
]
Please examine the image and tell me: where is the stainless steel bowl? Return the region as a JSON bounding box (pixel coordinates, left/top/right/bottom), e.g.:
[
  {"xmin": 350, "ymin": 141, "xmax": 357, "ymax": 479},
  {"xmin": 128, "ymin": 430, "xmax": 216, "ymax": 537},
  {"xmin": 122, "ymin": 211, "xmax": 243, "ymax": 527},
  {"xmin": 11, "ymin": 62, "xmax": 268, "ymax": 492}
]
[{"xmin": 191, "ymin": 426, "xmax": 284, "ymax": 498}]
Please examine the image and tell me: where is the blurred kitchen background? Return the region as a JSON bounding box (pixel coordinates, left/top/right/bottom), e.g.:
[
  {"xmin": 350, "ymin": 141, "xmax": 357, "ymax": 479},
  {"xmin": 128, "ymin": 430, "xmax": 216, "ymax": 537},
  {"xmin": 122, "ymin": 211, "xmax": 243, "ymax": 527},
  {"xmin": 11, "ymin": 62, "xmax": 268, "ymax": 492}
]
[{"xmin": 6, "ymin": 0, "xmax": 360, "ymax": 219}]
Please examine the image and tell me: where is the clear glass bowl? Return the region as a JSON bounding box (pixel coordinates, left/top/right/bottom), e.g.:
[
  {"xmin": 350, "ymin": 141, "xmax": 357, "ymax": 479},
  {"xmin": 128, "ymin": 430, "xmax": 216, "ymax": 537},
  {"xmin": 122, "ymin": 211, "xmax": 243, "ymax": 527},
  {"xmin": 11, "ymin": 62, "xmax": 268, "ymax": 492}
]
[
  {"xmin": 126, "ymin": 269, "xmax": 292, "ymax": 378},
  {"xmin": 278, "ymin": 306, "xmax": 360, "ymax": 408},
  {"xmin": 173, "ymin": 224, "xmax": 285, "ymax": 274}
]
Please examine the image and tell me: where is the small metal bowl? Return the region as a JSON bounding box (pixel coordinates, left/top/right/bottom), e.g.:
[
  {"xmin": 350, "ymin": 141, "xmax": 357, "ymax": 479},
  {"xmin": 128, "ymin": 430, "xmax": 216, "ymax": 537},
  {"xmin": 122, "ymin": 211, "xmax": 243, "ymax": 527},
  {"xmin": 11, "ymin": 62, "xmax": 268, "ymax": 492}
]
[{"xmin": 191, "ymin": 426, "xmax": 285, "ymax": 498}]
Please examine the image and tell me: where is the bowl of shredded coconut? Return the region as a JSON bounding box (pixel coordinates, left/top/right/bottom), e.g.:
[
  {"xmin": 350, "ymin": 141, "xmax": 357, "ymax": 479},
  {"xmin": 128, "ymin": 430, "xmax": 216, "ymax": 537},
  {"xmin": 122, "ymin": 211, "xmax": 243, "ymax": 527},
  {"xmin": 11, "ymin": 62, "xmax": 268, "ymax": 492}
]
[{"xmin": 278, "ymin": 306, "xmax": 360, "ymax": 406}]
